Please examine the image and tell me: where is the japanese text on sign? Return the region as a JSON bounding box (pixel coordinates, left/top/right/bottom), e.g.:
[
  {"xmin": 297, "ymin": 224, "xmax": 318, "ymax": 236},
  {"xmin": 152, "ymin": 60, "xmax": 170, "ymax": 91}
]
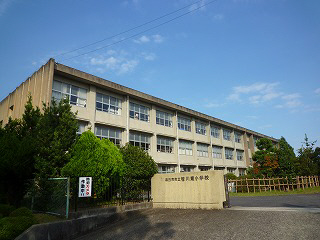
[
  {"xmin": 164, "ymin": 175, "xmax": 209, "ymax": 182},
  {"xmin": 78, "ymin": 177, "xmax": 92, "ymax": 197}
]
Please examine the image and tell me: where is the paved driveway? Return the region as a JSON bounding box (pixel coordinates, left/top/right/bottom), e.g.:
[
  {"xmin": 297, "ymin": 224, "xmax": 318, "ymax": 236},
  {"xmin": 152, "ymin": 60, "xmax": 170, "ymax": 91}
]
[
  {"xmin": 75, "ymin": 208, "xmax": 320, "ymax": 240},
  {"xmin": 230, "ymin": 193, "xmax": 320, "ymax": 208}
]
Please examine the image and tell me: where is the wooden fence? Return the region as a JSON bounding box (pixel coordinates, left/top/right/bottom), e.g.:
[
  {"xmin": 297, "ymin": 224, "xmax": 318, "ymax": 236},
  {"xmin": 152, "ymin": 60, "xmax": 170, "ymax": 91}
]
[{"xmin": 228, "ymin": 176, "xmax": 320, "ymax": 193}]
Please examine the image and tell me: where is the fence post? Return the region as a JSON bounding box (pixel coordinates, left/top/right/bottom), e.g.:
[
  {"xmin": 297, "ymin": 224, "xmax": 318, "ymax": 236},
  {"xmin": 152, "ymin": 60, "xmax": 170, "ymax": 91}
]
[
  {"xmin": 246, "ymin": 178, "xmax": 249, "ymax": 193},
  {"xmin": 66, "ymin": 177, "xmax": 70, "ymax": 219},
  {"xmin": 258, "ymin": 178, "xmax": 261, "ymax": 192}
]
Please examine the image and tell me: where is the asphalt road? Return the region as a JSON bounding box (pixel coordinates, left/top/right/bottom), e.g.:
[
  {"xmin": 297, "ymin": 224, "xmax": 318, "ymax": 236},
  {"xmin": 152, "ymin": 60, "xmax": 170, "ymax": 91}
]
[
  {"xmin": 230, "ymin": 193, "xmax": 320, "ymax": 208},
  {"xmin": 75, "ymin": 202, "xmax": 320, "ymax": 240}
]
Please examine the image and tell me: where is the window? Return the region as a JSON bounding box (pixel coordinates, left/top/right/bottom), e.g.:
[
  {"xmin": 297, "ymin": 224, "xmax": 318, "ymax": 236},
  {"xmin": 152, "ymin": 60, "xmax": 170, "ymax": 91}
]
[
  {"xmin": 129, "ymin": 102, "xmax": 150, "ymax": 122},
  {"xmin": 157, "ymin": 137, "xmax": 173, "ymax": 153},
  {"xmin": 96, "ymin": 93, "xmax": 121, "ymax": 115},
  {"xmin": 235, "ymin": 132, "xmax": 242, "ymax": 143},
  {"xmin": 239, "ymin": 169, "xmax": 246, "ymax": 176},
  {"xmin": 212, "ymin": 146, "xmax": 222, "ymax": 159},
  {"xmin": 225, "ymin": 148, "xmax": 233, "ymax": 160},
  {"xmin": 197, "ymin": 143, "xmax": 208, "ymax": 157},
  {"xmin": 77, "ymin": 122, "xmax": 87, "ymax": 135},
  {"xmin": 156, "ymin": 110, "xmax": 173, "ymax": 127},
  {"xmin": 195, "ymin": 122, "xmax": 206, "ymax": 135},
  {"xmin": 227, "ymin": 168, "xmax": 235, "ymax": 174},
  {"xmin": 52, "ymin": 80, "xmax": 87, "ymax": 107},
  {"xmin": 247, "ymin": 141, "xmax": 250, "ymax": 149},
  {"xmin": 179, "ymin": 140, "xmax": 193, "ymax": 155},
  {"xmin": 254, "ymin": 137, "xmax": 259, "ymax": 147},
  {"xmin": 180, "ymin": 166, "xmax": 193, "ymax": 172},
  {"xmin": 158, "ymin": 165, "xmax": 175, "ymax": 174},
  {"xmin": 199, "ymin": 166, "xmax": 211, "ymax": 171},
  {"xmin": 236, "ymin": 150, "xmax": 244, "ymax": 161},
  {"xmin": 178, "ymin": 116, "xmax": 191, "ymax": 132},
  {"xmin": 95, "ymin": 125, "xmax": 122, "ymax": 146},
  {"xmin": 211, "ymin": 126, "xmax": 220, "ymax": 138},
  {"xmin": 129, "ymin": 132, "xmax": 150, "ymax": 151},
  {"xmin": 250, "ymin": 158, "xmax": 253, "ymax": 165},
  {"xmin": 223, "ymin": 129, "xmax": 231, "ymax": 141}
]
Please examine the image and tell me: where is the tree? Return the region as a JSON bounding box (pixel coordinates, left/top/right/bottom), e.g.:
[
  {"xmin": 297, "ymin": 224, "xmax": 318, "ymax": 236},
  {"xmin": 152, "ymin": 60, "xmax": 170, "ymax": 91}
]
[
  {"xmin": 276, "ymin": 137, "xmax": 297, "ymax": 178},
  {"xmin": 252, "ymin": 138, "xmax": 279, "ymax": 178},
  {"xmin": 296, "ymin": 134, "xmax": 318, "ymax": 176},
  {"xmin": 62, "ymin": 131, "xmax": 125, "ymax": 198},
  {"xmin": 35, "ymin": 98, "xmax": 78, "ymax": 178},
  {"xmin": 0, "ymin": 96, "xmax": 41, "ymax": 206},
  {"xmin": 120, "ymin": 144, "xmax": 158, "ymax": 199}
]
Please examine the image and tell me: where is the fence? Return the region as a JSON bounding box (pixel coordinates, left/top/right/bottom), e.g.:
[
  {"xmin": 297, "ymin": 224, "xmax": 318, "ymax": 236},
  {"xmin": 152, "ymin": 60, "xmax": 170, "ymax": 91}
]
[
  {"xmin": 228, "ymin": 176, "xmax": 320, "ymax": 193},
  {"xmin": 22, "ymin": 176, "xmax": 151, "ymax": 218}
]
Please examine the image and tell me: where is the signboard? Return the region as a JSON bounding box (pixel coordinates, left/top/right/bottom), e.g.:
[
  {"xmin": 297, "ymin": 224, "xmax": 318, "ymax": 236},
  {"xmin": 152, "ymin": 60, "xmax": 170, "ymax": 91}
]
[{"xmin": 78, "ymin": 177, "xmax": 92, "ymax": 197}]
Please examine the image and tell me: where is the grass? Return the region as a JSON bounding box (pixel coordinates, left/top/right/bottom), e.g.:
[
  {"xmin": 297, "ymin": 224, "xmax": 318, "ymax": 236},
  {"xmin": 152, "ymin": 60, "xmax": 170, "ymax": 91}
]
[{"xmin": 229, "ymin": 186, "xmax": 320, "ymax": 197}]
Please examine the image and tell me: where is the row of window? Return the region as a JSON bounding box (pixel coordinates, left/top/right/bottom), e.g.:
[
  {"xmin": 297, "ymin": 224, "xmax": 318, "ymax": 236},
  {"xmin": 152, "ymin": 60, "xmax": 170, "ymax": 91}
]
[
  {"xmin": 158, "ymin": 165, "xmax": 245, "ymax": 174},
  {"xmin": 86, "ymin": 124, "xmax": 245, "ymax": 160},
  {"xmin": 54, "ymin": 80, "xmax": 257, "ymax": 144}
]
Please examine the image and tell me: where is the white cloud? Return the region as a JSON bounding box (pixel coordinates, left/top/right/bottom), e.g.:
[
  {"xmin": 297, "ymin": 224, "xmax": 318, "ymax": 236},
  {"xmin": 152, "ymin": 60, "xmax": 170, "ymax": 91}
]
[
  {"xmin": 228, "ymin": 82, "xmax": 303, "ymax": 109},
  {"xmin": 142, "ymin": 52, "xmax": 156, "ymax": 61},
  {"xmin": 90, "ymin": 53, "xmax": 138, "ymax": 75},
  {"xmin": 315, "ymin": 88, "xmax": 320, "ymax": 95},
  {"xmin": 152, "ymin": 34, "xmax": 164, "ymax": 43},
  {"xmin": 0, "ymin": 0, "xmax": 14, "ymax": 16},
  {"xmin": 134, "ymin": 35, "xmax": 150, "ymax": 44},
  {"xmin": 189, "ymin": 0, "xmax": 206, "ymax": 12},
  {"xmin": 134, "ymin": 34, "xmax": 164, "ymax": 44},
  {"xmin": 228, "ymin": 82, "xmax": 280, "ymax": 103}
]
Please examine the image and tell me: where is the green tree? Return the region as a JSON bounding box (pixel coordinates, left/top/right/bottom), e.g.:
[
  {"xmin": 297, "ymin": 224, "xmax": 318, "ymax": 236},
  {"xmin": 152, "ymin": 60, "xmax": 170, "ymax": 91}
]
[
  {"xmin": 35, "ymin": 98, "xmax": 78, "ymax": 178},
  {"xmin": 62, "ymin": 131, "xmax": 125, "ymax": 197},
  {"xmin": 296, "ymin": 134, "xmax": 318, "ymax": 176},
  {"xmin": 276, "ymin": 137, "xmax": 297, "ymax": 178},
  {"xmin": 120, "ymin": 144, "xmax": 158, "ymax": 200},
  {"xmin": 0, "ymin": 96, "xmax": 40, "ymax": 206},
  {"xmin": 252, "ymin": 138, "xmax": 279, "ymax": 178}
]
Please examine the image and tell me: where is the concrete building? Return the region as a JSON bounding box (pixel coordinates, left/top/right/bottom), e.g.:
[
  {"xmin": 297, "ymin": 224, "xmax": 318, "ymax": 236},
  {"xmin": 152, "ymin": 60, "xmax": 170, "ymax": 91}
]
[{"xmin": 0, "ymin": 59, "xmax": 278, "ymax": 176}]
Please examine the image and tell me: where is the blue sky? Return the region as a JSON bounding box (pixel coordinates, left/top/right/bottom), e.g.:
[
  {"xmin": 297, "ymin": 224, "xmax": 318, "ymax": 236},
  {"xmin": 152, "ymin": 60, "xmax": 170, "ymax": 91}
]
[{"xmin": 0, "ymin": 0, "xmax": 319, "ymax": 153}]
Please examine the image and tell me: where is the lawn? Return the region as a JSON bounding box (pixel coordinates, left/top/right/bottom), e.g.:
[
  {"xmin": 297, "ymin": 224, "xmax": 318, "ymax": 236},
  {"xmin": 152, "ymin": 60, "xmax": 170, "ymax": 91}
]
[{"xmin": 229, "ymin": 186, "xmax": 320, "ymax": 197}]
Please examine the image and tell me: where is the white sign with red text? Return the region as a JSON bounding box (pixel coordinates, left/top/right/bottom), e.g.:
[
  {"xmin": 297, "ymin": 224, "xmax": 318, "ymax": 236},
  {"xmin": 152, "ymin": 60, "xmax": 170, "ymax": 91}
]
[{"xmin": 78, "ymin": 177, "xmax": 92, "ymax": 197}]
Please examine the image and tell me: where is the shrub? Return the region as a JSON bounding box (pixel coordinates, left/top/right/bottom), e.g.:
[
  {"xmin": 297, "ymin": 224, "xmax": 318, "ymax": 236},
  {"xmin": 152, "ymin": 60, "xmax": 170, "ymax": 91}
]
[
  {"xmin": 9, "ymin": 207, "xmax": 33, "ymax": 218},
  {"xmin": 226, "ymin": 173, "xmax": 237, "ymax": 180},
  {"xmin": 0, "ymin": 216, "xmax": 37, "ymax": 240},
  {"xmin": 0, "ymin": 205, "xmax": 15, "ymax": 217}
]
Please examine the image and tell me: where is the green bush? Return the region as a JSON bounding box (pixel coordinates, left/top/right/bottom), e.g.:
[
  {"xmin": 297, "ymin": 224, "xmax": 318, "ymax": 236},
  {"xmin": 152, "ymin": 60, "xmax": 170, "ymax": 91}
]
[
  {"xmin": 0, "ymin": 205, "xmax": 15, "ymax": 217},
  {"xmin": 9, "ymin": 207, "xmax": 33, "ymax": 218},
  {"xmin": 226, "ymin": 173, "xmax": 237, "ymax": 180},
  {"xmin": 0, "ymin": 216, "xmax": 37, "ymax": 240}
]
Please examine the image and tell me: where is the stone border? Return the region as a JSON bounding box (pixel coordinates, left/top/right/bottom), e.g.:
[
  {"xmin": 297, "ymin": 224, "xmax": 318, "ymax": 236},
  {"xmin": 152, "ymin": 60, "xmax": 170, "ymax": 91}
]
[{"xmin": 16, "ymin": 202, "xmax": 152, "ymax": 240}]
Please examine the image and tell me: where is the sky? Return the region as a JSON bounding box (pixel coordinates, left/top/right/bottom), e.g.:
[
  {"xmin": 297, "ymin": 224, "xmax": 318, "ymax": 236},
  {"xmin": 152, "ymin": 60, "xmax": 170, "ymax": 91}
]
[{"xmin": 0, "ymin": 0, "xmax": 319, "ymax": 153}]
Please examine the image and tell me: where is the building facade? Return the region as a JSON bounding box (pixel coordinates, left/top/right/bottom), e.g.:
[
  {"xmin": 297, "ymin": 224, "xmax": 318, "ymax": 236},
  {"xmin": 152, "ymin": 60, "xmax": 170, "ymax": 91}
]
[{"xmin": 0, "ymin": 59, "xmax": 278, "ymax": 176}]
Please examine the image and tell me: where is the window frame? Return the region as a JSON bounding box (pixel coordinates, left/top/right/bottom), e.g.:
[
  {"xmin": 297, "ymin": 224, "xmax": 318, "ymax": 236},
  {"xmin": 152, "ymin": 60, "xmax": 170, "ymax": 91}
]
[
  {"xmin": 211, "ymin": 126, "xmax": 220, "ymax": 139},
  {"xmin": 156, "ymin": 110, "xmax": 173, "ymax": 127},
  {"xmin": 129, "ymin": 102, "xmax": 150, "ymax": 122},
  {"xmin": 129, "ymin": 132, "xmax": 151, "ymax": 151},
  {"xmin": 95, "ymin": 125, "xmax": 122, "ymax": 146},
  {"xmin": 195, "ymin": 121, "xmax": 207, "ymax": 135},
  {"xmin": 236, "ymin": 150, "xmax": 244, "ymax": 161},
  {"xmin": 225, "ymin": 148, "xmax": 234, "ymax": 160},
  {"xmin": 179, "ymin": 140, "xmax": 193, "ymax": 156},
  {"xmin": 157, "ymin": 136, "xmax": 174, "ymax": 153},
  {"xmin": 212, "ymin": 146, "xmax": 222, "ymax": 159},
  {"xmin": 234, "ymin": 132, "xmax": 242, "ymax": 143},
  {"xmin": 52, "ymin": 80, "xmax": 87, "ymax": 107},
  {"xmin": 223, "ymin": 129, "xmax": 232, "ymax": 141},
  {"xmin": 177, "ymin": 116, "xmax": 191, "ymax": 132},
  {"xmin": 96, "ymin": 92, "xmax": 122, "ymax": 115},
  {"xmin": 197, "ymin": 143, "xmax": 209, "ymax": 157}
]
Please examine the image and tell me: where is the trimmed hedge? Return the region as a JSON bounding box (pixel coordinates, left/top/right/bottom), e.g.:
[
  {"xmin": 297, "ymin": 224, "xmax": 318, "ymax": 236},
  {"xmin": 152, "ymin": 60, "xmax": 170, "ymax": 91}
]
[
  {"xmin": 0, "ymin": 205, "xmax": 15, "ymax": 217},
  {"xmin": 9, "ymin": 207, "xmax": 33, "ymax": 218},
  {"xmin": 0, "ymin": 216, "xmax": 37, "ymax": 240}
]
